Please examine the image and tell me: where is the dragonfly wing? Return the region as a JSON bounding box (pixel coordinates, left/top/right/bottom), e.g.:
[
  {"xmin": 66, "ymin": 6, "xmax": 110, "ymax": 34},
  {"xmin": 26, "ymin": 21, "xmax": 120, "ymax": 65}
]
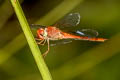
[
  {"xmin": 30, "ymin": 24, "xmax": 46, "ymax": 29},
  {"xmin": 54, "ymin": 13, "xmax": 80, "ymax": 28},
  {"xmin": 75, "ymin": 29, "xmax": 99, "ymax": 38},
  {"xmin": 50, "ymin": 39, "xmax": 72, "ymax": 46}
]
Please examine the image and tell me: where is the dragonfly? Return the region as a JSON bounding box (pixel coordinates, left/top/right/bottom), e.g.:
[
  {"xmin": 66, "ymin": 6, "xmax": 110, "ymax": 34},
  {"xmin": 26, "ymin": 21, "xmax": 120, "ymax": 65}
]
[{"xmin": 31, "ymin": 13, "xmax": 107, "ymax": 57}]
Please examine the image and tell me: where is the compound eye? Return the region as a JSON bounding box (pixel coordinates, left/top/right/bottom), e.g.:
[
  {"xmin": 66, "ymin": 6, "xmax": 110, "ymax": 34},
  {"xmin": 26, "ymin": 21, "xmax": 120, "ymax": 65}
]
[
  {"xmin": 37, "ymin": 28, "xmax": 44, "ymax": 38},
  {"xmin": 39, "ymin": 28, "xmax": 44, "ymax": 34}
]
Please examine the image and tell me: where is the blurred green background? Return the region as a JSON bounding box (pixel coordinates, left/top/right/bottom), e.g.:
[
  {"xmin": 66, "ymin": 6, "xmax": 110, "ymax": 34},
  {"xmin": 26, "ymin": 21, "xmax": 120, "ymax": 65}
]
[{"xmin": 0, "ymin": 0, "xmax": 120, "ymax": 80}]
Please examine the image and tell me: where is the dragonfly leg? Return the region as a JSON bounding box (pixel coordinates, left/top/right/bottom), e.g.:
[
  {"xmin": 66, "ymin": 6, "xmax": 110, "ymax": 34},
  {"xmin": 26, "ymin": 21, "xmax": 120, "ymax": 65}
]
[
  {"xmin": 37, "ymin": 39, "xmax": 45, "ymax": 45},
  {"xmin": 35, "ymin": 38, "xmax": 42, "ymax": 41},
  {"xmin": 40, "ymin": 39, "xmax": 46, "ymax": 45},
  {"xmin": 35, "ymin": 38, "xmax": 46, "ymax": 45},
  {"xmin": 43, "ymin": 39, "xmax": 50, "ymax": 57}
]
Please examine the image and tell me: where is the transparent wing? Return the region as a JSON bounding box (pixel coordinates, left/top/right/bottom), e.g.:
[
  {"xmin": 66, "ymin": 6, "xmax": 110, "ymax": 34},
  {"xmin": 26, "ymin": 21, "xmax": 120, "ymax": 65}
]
[
  {"xmin": 50, "ymin": 40, "xmax": 72, "ymax": 46},
  {"xmin": 30, "ymin": 24, "xmax": 46, "ymax": 29},
  {"xmin": 54, "ymin": 13, "xmax": 80, "ymax": 28},
  {"xmin": 74, "ymin": 29, "xmax": 99, "ymax": 38}
]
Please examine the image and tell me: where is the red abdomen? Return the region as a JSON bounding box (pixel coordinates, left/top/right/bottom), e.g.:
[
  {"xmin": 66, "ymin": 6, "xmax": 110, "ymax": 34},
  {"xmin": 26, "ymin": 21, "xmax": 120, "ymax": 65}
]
[{"xmin": 62, "ymin": 32, "xmax": 107, "ymax": 42}]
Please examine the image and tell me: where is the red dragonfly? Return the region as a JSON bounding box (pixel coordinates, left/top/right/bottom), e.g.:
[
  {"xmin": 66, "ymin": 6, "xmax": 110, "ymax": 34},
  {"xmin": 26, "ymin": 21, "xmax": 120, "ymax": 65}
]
[{"xmin": 31, "ymin": 13, "xmax": 107, "ymax": 57}]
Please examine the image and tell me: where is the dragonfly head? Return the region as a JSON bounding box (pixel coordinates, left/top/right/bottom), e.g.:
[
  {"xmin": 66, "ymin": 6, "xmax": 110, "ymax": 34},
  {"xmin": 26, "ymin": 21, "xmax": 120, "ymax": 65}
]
[{"xmin": 37, "ymin": 28, "xmax": 45, "ymax": 39}]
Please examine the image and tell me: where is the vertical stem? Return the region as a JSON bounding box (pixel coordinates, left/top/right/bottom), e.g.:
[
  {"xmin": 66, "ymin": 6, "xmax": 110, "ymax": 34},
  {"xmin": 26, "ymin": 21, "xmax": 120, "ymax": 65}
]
[{"xmin": 10, "ymin": 0, "xmax": 52, "ymax": 80}]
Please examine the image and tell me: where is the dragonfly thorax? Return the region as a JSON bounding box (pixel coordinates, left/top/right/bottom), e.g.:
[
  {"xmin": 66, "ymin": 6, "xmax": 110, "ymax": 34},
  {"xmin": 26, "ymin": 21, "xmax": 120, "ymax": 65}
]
[{"xmin": 43, "ymin": 28, "xmax": 48, "ymax": 38}]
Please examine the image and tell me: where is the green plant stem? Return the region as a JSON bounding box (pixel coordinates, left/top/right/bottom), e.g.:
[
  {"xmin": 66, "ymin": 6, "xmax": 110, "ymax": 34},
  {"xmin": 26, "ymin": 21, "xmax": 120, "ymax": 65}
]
[{"xmin": 10, "ymin": 0, "xmax": 52, "ymax": 80}]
